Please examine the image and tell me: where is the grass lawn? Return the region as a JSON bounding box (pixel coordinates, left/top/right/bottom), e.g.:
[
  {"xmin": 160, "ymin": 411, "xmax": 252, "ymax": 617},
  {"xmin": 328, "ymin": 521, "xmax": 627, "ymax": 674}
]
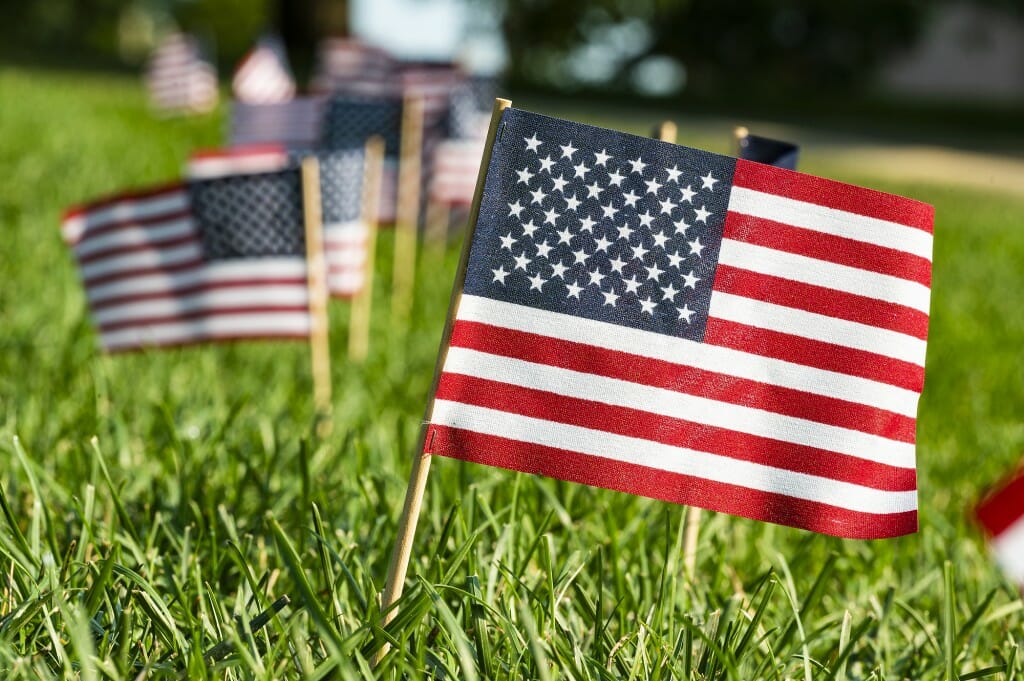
[{"xmin": 1, "ymin": 66, "xmax": 1023, "ymax": 679}]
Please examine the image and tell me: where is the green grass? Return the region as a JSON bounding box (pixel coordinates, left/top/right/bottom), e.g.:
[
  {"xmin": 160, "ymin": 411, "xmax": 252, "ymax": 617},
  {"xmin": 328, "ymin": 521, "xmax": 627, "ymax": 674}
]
[{"xmin": 1, "ymin": 65, "xmax": 1024, "ymax": 679}]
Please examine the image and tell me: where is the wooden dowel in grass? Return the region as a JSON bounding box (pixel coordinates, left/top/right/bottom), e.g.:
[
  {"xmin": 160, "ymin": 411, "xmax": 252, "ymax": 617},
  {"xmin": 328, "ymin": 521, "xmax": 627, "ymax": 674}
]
[
  {"xmin": 374, "ymin": 97, "xmax": 512, "ymax": 666},
  {"xmin": 391, "ymin": 93, "xmax": 425, "ymax": 327},
  {"xmin": 424, "ymin": 194, "xmax": 451, "ymax": 265},
  {"xmin": 348, "ymin": 136, "xmax": 385, "ymax": 362},
  {"xmin": 301, "ymin": 157, "xmax": 332, "ymax": 428}
]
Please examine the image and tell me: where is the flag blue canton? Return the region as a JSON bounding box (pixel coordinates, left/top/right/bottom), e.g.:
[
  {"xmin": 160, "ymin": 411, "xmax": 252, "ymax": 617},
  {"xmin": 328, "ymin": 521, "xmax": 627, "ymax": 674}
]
[
  {"xmin": 321, "ymin": 95, "xmax": 402, "ymax": 156},
  {"xmin": 463, "ymin": 108, "xmax": 737, "ymax": 342}
]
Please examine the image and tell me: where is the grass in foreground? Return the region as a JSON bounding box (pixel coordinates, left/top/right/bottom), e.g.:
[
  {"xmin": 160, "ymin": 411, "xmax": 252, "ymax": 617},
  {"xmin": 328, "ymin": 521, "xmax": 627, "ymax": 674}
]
[{"xmin": 0, "ymin": 67, "xmax": 1023, "ymax": 679}]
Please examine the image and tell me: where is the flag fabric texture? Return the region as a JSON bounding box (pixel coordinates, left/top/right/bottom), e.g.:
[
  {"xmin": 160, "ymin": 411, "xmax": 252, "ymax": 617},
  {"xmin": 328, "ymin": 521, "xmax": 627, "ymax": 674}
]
[
  {"xmin": 232, "ymin": 37, "xmax": 296, "ymax": 104},
  {"xmin": 738, "ymin": 133, "xmax": 800, "ymax": 170},
  {"xmin": 975, "ymin": 465, "xmax": 1024, "ymax": 587},
  {"xmin": 229, "ymin": 97, "xmax": 326, "ymax": 149},
  {"xmin": 61, "ymin": 169, "xmax": 317, "ymax": 351},
  {"xmin": 186, "ymin": 146, "xmax": 370, "ymax": 298},
  {"xmin": 145, "ymin": 33, "xmax": 218, "ymax": 115},
  {"xmin": 424, "ymin": 108, "xmax": 934, "ymax": 539}
]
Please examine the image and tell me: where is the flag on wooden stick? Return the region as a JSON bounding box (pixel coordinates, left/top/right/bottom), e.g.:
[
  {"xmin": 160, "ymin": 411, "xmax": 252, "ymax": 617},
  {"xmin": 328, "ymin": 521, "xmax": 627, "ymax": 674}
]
[
  {"xmin": 232, "ymin": 36, "xmax": 296, "ymax": 104},
  {"xmin": 422, "ymin": 107, "xmax": 934, "ymax": 539},
  {"xmin": 145, "ymin": 32, "xmax": 218, "ymax": 115},
  {"xmin": 976, "ymin": 464, "xmax": 1024, "ymax": 588}
]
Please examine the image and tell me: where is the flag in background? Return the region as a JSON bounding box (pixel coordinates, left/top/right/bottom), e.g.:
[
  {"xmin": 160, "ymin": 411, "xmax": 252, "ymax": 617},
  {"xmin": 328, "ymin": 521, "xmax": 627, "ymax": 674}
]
[
  {"xmin": 738, "ymin": 132, "xmax": 800, "ymax": 170},
  {"xmin": 428, "ymin": 138, "xmax": 486, "ymax": 208},
  {"xmin": 311, "ymin": 37, "xmax": 397, "ymax": 93},
  {"xmin": 61, "ymin": 169, "xmax": 316, "ymax": 351},
  {"xmin": 976, "ymin": 464, "xmax": 1024, "ymax": 587},
  {"xmin": 424, "ymin": 108, "xmax": 933, "ymax": 539},
  {"xmin": 229, "ymin": 97, "xmax": 326, "ymax": 150},
  {"xmin": 145, "ymin": 33, "xmax": 219, "ymax": 115},
  {"xmin": 232, "ymin": 36, "xmax": 296, "ymax": 105},
  {"xmin": 187, "ymin": 146, "xmax": 370, "ymax": 298}
]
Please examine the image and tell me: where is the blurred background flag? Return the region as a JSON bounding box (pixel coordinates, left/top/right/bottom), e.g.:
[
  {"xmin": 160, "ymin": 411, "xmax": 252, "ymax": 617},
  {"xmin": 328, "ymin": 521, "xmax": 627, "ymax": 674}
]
[
  {"xmin": 232, "ymin": 35, "xmax": 296, "ymax": 105},
  {"xmin": 424, "ymin": 107, "xmax": 934, "ymax": 539},
  {"xmin": 427, "ymin": 137, "xmax": 486, "ymax": 209},
  {"xmin": 186, "ymin": 146, "xmax": 370, "ymax": 299},
  {"xmin": 61, "ymin": 169, "xmax": 316, "ymax": 352},
  {"xmin": 145, "ymin": 32, "xmax": 218, "ymax": 115},
  {"xmin": 311, "ymin": 37, "xmax": 397, "ymax": 93},
  {"xmin": 229, "ymin": 96, "xmax": 326, "ymax": 149},
  {"xmin": 736, "ymin": 129, "xmax": 800, "ymax": 170},
  {"xmin": 975, "ymin": 464, "xmax": 1024, "ymax": 588}
]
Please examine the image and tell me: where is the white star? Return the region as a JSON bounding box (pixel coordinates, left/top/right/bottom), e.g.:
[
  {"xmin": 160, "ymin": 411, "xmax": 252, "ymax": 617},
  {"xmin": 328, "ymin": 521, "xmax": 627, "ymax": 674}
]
[
  {"xmin": 556, "ymin": 227, "xmax": 573, "ymax": 245},
  {"xmin": 559, "ymin": 141, "xmax": 578, "ymax": 159},
  {"xmin": 500, "ymin": 233, "xmax": 516, "ymax": 251},
  {"xmin": 628, "ymin": 156, "xmax": 647, "ymax": 174},
  {"xmin": 639, "ymin": 297, "xmax": 657, "ymax": 314},
  {"xmin": 651, "ymin": 230, "xmax": 670, "ymax": 248},
  {"xmin": 524, "ymin": 133, "xmax": 542, "ymax": 152},
  {"xmin": 700, "ymin": 172, "xmax": 718, "ymax": 190},
  {"xmin": 600, "ymin": 203, "xmax": 617, "ymax": 219},
  {"xmin": 675, "ymin": 219, "xmax": 692, "ymax": 235},
  {"xmin": 551, "ymin": 261, "xmax": 568, "ymax": 279},
  {"xmin": 570, "ymin": 248, "xmax": 587, "ymax": 265},
  {"xmin": 529, "ymin": 273, "xmax": 545, "ymax": 291},
  {"xmin": 529, "ymin": 187, "xmax": 546, "ymax": 206},
  {"xmin": 564, "ymin": 194, "xmax": 581, "ymax": 212},
  {"xmin": 515, "ymin": 167, "xmax": 534, "ymax": 185},
  {"xmin": 646, "ymin": 262, "xmax": 665, "ymax": 281},
  {"xmin": 584, "ymin": 182, "xmax": 601, "ymax": 199},
  {"xmin": 593, "ymin": 148, "xmax": 612, "ymax": 166},
  {"xmin": 632, "ymin": 242, "xmax": 650, "ymax": 261},
  {"xmin": 622, "ymin": 276, "xmax": 642, "ymax": 294},
  {"xmin": 622, "ymin": 190, "xmax": 640, "ymax": 207},
  {"xmin": 523, "ymin": 220, "xmax": 541, "ymax": 237},
  {"xmin": 666, "ymin": 251, "xmax": 685, "ymax": 269},
  {"xmin": 618, "ymin": 222, "xmax": 636, "ymax": 243},
  {"xmin": 566, "ymin": 280, "xmax": 584, "ymax": 299},
  {"xmin": 659, "ymin": 197, "xmax": 678, "ymax": 215},
  {"xmin": 572, "ymin": 161, "xmax": 589, "ymax": 178},
  {"xmin": 607, "ymin": 169, "xmax": 626, "ymax": 186},
  {"xmin": 666, "ymin": 165, "xmax": 683, "ymax": 183},
  {"xmin": 542, "ymin": 207, "xmax": 560, "ymax": 226},
  {"xmin": 492, "ymin": 266, "xmax": 509, "ymax": 284},
  {"xmin": 638, "ymin": 211, "xmax": 655, "ymax": 228},
  {"xmin": 688, "ymin": 237, "xmax": 705, "ymax": 257},
  {"xmin": 678, "ymin": 304, "xmax": 696, "ymax": 323},
  {"xmin": 664, "ymin": 281, "xmax": 682, "ymax": 300},
  {"xmin": 679, "ymin": 185, "xmax": 696, "ymax": 203},
  {"xmin": 602, "ymin": 290, "xmax": 620, "ymax": 306},
  {"xmin": 514, "ymin": 253, "xmax": 530, "ymax": 271},
  {"xmin": 682, "ymin": 271, "xmax": 701, "ymax": 289},
  {"xmin": 536, "ymin": 241, "xmax": 553, "ymax": 258},
  {"xmin": 578, "ymin": 216, "xmax": 596, "ymax": 233},
  {"xmin": 538, "ymin": 155, "xmax": 555, "ymax": 173},
  {"xmin": 693, "ymin": 205, "xmax": 711, "ymax": 223},
  {"xmin": 508, "ymin": 200, "xmax": 525, "ymax": 218},
  {"xmin": 608, "ymin": 255, "xmax": 627, "ymax": 274},
  {"xmin": 644, "ymin": 177, "xmax": 663, "ymax": 195},
  {"xmin": 594, "ymin": 234, "xmax": 613, "ymax": 251},
  {"xmin": 551, "ymin": 174, "xmax": 569, "ymax": 193}
]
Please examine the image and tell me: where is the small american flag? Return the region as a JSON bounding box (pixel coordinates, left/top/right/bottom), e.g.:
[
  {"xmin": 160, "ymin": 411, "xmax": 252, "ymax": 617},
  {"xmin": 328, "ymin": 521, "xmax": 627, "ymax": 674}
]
[
  {"xmin": 976, "ymin": 465, "xmax": 1024, "ymax": 588},
  {"xmin": 232, "ymin": 37, "xmax": 296, "ymax": 104},
  {"xmin": 738, "ymin": 132, "xmax": 800, "ymax": 170},
  {"xmin": 229, "ymin": 96, "xmax": 326, "ymax": 149},
  {"xmin": 311, "ymin": 38, "xmax": 397, "ymax": 92},
  {"xmin": 425, "ymin": 108, "xmax": 933, "ymax": 539},
  {"xmin": 186, "ymin": 146, "xmax": 370, "ymax": 299},
  {"xmin": 61, "ymin": 169, "xmax": 315, "ymax": 352},
  {"xmin": 145, "ymin": 33, "xmax": 219, "ymax": 115},
  {"xmin": 428, "ymin": 138, "xmax": 486, "ymax": 207}
]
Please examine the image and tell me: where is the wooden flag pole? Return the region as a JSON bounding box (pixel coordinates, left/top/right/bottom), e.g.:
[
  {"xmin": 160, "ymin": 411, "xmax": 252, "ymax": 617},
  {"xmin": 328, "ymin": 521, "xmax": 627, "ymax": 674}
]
[
  {"xmin": 424, "ymin": 194, "xmax": 451, "ymax": 265},
  {"xmin": 348, "ymin": 136, "xmax": 385, "ymax": 362},
  {"xmin": 375, "ymin": 98, "xmax": 512, "ymax": 664},
  {"xmin": 733, "ymin": 126, "xmax": 749, "ymax": 156},
  {"xmin": 391, "ymin": 93, "xmax": 425, "ymax": 327},
  {"xmin": 301, "ymin": 157, "xmax": 332, "ymax": 427},
  {"xmin": 654, "ymin": 120, "xmax": 677, "ymax": 144}
]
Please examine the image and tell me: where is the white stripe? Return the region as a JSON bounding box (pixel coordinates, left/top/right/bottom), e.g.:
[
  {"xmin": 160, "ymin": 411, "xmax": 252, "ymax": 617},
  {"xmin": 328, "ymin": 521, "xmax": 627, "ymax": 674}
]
[
  {"xmin": 455, "ymin": 295, "xmax": 921, "ymax": 416},
  {"xmin": 95, "ymin": 285, "xmax": 309, "ymax": 325},
  {"xmin": 443, "ymin": 347, "xmax": 915, "ymax": 469},
  {"xmin": 328, "ymin": 273, "xmax": 365, "ymax": 294},
  {"xmin": 63, "ymin": 192, "xmax": 188, "ymax": 243},
  {"xmin": 186, "ymin": 154, "xmax": 288, "ymax": 179},
  {"xmin": 81, "ymin": 242, "xmax": 201, "ymax": 280},
  {"xmin": 719, "ymin": 238, "xmax": 932, "ymax": 314},
  {"xmin": 709, "ymin": 292, "xmax": 927, "ymax": 367},
  {"xmin": 729, "ymin": 186, "xmax": 933, "ymax": 261},
  {"xmin": 324, "ymin": 220, "xmax": 368, "ymax": 244},
  {"xmin": 991, "ymin": 515, "xmax": 1024, "ymax": 584},
  {"xmin": 74, "ymin": 217, "xmax": 195, "ymax": 258},
  {"xmin": 431, "ymin": 400, "xmax": 917, "ymax": 515},
  {"xmin": 101, "ymin": 312, "xmax": 311, "ymax": 350}
]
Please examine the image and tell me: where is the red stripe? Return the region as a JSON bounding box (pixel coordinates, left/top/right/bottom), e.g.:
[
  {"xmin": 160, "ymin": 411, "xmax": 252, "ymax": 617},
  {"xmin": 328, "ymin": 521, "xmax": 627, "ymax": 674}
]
[
  {"xmin": 78, "ymin": 234, "xmax": 198, "ymax": 265},
  {"xmin": 62, "ymin": 183, "xmax": 184, "ymax": 222},
  {"xmin": 436, "ymin": 372, "xmax": 916, "ymax": 492},
  {"xmin": 705, "ymin": 318, "xmax": 925, "ymax": 393},
  {"xmin": 98, "ymin": 305, "xmax": 310, "ymax": 332},
  {"xmin": 722, "ymin": 212, "xmax": 932, "ymax": 288},
  {"xmin": 104, "ymin": 332, "xmax": 308, "ymax": 354},
  {"xmin": 976, "ymin": 468, "xmax": 1024, "ymax": 537},
  {"xmin": 450, "ymin": 320, "xmax": 916, "ymax": 443},
  {"xmin": 83, "ymin": 259, "xmax": 205, "ymax": 287},
  {"xmin": 713, "ymin": 265, "xmax": 930, "ymax": 341},
  {"xmin": 732, "ymin": 159, "xmax": 934, "ymax": 233},
  {"xmin": 90, "ymin": 278, "xmax": 308, "ymax": 310},
  {"xmin": 427, "ymin": 426, "xmax": 917, "ymax": 539}
]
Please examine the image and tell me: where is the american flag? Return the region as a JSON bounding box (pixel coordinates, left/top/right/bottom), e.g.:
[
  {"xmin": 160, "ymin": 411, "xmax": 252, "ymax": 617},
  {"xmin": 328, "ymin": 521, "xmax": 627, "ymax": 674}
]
[
  {"xmin": 229, "ymin": 96, "xmax": 326, "ymax": 149},
  {"xmin": 424, "ymin": 108, "xmax": 934, "ymax": 539},
  {"xmin": 61, "ymin": 169, "xmax": 315, "ymax": 352},
  {"xmin": 145, "ymin": 33, "xmax": 219, "ymax": 115},
  {"xmin": 428, "ymin": 138, "xmax": 486, "ymax": 207},
  {"xmin": 232, "ymin": 37, "xmax": 296, "ymax": 104},
  {"xmin": 311, "ymin": 38, "xmax": 397, "ymax": 92},
  {"xmin": 738, "ymin": 132, "xmax": 800, "ymax": 170},
  {"xmin": 976, "ymin": 465, "xmax": 1024, "ymax": 588},
  {"xmin": 186, "ymin": 146, "xmax": 370, "ymax": 299}
]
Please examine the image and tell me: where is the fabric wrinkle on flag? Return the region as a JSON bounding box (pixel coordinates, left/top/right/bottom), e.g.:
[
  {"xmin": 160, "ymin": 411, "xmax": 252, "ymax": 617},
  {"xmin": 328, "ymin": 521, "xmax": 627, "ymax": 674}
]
[{"xmin": 425, "ymin": 107, "xmax": 934, "ymax": 539}]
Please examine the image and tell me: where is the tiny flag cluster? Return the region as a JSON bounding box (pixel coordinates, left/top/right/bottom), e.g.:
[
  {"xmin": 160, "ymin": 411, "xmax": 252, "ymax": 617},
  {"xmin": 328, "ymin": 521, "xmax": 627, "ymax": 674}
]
[{"xmin": 976, "ymin": 465, "xmax": 1024, "ymax": 588}]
